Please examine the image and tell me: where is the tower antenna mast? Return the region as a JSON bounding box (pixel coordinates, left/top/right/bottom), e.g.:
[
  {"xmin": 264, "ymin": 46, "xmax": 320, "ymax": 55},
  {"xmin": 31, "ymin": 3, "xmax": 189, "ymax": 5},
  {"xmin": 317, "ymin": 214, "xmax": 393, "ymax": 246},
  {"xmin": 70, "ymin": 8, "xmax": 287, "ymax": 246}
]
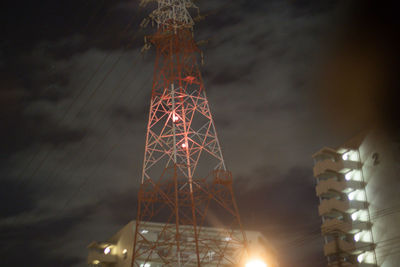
[{"xmin": 131, "ymin": 1, "xmax": 247, "ymax": 266}]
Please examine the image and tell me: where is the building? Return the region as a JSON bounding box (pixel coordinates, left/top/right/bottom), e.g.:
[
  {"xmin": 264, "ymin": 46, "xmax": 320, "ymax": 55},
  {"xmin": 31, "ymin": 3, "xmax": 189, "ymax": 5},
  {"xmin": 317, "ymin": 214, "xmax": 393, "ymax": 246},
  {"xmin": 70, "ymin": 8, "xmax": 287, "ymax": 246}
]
[
  {"xmin": 313, "ymin": 131, "xmax": 400, "ymax": 266},
  {"xmin": 87, "ymin": 221, "xmax": 279, "ymax": 267}
]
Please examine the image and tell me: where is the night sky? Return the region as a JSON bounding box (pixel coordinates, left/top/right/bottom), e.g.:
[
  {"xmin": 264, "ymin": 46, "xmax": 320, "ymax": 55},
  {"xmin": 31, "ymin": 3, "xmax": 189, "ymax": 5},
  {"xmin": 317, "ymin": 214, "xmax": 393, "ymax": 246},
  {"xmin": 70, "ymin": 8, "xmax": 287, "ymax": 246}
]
[{"xmin": 1, "ymin": 0, "xmax": 399, "ymax": 266}]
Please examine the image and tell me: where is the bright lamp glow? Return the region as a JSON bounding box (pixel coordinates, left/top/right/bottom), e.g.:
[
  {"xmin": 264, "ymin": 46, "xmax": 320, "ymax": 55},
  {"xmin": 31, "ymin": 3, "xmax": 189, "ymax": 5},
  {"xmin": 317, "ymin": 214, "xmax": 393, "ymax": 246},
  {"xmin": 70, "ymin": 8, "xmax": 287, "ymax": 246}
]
[
  {"xmin": 141, "ymin": 229, "xmax": 149, "ymax": 234},
  {"xmin": 342, "ymin": 153, "xmax": 349, "ymax": 160},
  {"xmin": 345, "ymin": 171, "xmax": 352, "ymax": 181},
  {"xmin": 357, "ymin": 253, "xmax": 365, "ymax": 263},
  {"xmin": 104, "ymin": 246, "xmax": 111, "ymax": 255},
  {"xmin": 182, "ymin": 143, "xmax": 187, "ymax": 148},
  {"xmin": 354, "ymin": 232, "xmax": 361, "ymax": 242},
  {"xmin": 245, "ymin": 259, "xmax": 267, "ymax": 267},
  {"xmin": 122, "ymin": 249, "xmax": 128, "ymax": 254},
  {"xmin": 172, "ymin": 113, "xmax": 179, "ymax": 122}
]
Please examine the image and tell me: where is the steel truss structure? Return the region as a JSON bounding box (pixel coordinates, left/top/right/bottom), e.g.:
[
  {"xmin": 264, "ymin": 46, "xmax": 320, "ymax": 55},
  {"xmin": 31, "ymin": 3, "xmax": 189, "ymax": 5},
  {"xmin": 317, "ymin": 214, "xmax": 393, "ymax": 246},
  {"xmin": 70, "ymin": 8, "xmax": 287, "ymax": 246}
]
[{"xmin": 131, "ymin": 1, "xmax": 247, "ymax": 266}]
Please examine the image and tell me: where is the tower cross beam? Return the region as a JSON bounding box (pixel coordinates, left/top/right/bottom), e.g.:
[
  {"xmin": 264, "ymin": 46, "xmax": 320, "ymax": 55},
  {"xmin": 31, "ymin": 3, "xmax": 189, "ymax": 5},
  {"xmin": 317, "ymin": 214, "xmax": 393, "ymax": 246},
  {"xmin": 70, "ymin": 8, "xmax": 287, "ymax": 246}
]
[{"xmin": 132, "ymin": 2, "xmax": 248, "ymax": 266}]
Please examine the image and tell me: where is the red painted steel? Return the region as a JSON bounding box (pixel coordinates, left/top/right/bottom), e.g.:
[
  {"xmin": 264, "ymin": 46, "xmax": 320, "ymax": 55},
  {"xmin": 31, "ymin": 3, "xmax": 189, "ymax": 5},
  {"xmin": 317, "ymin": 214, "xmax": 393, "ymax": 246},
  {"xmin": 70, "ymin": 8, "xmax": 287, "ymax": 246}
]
[{"xmin": 131, "ymin": 22, "xmax": 247, "ymax": 267}]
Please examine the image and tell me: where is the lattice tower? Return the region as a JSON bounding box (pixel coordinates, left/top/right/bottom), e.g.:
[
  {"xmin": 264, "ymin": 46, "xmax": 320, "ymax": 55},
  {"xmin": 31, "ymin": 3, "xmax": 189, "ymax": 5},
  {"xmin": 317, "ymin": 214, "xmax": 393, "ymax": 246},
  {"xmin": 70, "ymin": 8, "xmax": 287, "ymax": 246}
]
[{"xmin": 131, "ymin": 1, "xmax": 248, "ymax": 266}]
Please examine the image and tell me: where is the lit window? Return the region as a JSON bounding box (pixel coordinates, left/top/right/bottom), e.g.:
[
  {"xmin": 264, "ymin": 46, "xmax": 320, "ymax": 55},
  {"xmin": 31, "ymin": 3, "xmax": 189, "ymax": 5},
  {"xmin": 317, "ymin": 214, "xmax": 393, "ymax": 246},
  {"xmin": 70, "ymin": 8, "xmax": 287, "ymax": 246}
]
[{"xmin": 104, "ymin": 246, "xmax": 111, "ymax": 255}]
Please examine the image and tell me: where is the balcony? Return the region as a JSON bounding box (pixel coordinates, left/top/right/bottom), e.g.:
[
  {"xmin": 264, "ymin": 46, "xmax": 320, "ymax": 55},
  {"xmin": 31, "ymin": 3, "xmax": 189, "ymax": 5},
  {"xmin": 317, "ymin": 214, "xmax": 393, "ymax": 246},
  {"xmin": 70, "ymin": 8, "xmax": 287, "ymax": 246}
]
[
  {"xmin": 321, "ymin": 218, "xmax": 371, "ymax": 235},
  {"xmin": 314, "ymin": 159, "xmax": 361, "ymax": 178},
  {"xmin": 316, "ymin": 179, "xmax": 364, "ymax": 197},
  {"xmin": 324, "ymin": 239, "xmax": 375, "ymax": 256},
  {"xmin": 313, "ymin": 147, "xmax": 339, "ymax": 161},
  {"xmin": 328, "ymin": 262, "xmax": 376, "ymax": 267},
  {"xmin": 319, "ymin": 198, "xmax": 368, "ymax": 217}
]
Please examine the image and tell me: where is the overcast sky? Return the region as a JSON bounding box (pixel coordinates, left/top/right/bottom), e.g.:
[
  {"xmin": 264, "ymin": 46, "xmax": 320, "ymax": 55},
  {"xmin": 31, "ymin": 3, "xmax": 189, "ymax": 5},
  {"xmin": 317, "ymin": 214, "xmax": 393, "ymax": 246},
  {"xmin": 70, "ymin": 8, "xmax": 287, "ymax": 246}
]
[{"xmin": 1, "ymin": 0, "xmax": 398, "ymax": 266}]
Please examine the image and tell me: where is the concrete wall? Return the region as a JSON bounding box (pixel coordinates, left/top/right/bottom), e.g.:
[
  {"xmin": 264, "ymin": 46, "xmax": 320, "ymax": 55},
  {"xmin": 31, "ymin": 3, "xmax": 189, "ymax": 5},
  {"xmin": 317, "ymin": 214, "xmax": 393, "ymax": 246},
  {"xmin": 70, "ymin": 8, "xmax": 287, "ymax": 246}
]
[{"xmin": 358, "ymin": 132, "xmax": 400, "ymax": 267}]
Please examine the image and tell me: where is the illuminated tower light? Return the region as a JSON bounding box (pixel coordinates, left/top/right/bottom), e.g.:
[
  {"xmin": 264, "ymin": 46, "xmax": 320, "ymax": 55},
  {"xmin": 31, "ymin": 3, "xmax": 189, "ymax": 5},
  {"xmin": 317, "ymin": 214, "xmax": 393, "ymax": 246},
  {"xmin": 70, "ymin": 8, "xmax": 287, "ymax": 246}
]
[{"xmin": 172, "ymin": 113, "xmax": 179, "ymax": 122}]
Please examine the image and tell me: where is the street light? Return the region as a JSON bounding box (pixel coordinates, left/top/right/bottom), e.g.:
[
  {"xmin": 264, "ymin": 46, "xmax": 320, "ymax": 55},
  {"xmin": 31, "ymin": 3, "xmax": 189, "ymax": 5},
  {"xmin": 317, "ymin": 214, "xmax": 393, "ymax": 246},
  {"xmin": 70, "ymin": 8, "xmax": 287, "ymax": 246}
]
[{"xmin": 245, "ymin": 259, "xmax": 267, "ymax": 267}]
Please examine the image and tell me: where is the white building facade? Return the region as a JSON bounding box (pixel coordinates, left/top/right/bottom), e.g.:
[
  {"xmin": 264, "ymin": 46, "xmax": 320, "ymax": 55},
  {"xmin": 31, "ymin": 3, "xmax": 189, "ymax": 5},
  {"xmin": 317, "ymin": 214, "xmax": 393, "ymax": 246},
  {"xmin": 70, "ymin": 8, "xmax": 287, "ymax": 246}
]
[
  {"xmin": 313, "ymin": 132, "xmax": 400, "ymax": 266},
  {"xmin": 87, "ymin": 221, "xmax": 278, "ymax": 267}
]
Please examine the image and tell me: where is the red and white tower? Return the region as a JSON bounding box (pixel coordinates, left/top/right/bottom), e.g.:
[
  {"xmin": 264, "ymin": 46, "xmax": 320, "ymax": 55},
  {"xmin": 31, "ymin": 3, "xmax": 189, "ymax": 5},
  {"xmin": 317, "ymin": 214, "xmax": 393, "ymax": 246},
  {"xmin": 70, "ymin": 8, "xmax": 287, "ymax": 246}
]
[{"xmin": 131, "ymin": 1, "xmax": 247, "ymax": 266}]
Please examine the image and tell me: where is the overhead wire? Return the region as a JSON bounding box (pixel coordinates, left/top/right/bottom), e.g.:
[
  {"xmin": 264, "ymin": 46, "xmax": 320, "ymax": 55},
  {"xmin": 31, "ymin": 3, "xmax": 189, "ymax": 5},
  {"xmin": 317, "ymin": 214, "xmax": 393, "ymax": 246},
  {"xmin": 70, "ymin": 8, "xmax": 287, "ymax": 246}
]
[
  {"xmin": 52, "ymin": 0, "xmax": 245, "ymax": 217},
  {"xmin": 14, "ymin": 2, "xmax": 142, "ymax": 188},
  {"xmin": 13, "ymin": 0, "xmax": 110, "ymax": 184},
  {"xmin": 5, "ymin": 3, "xmax": 146, "ymax": 231},
  {"xmin": 39, "ymin": 50, "xmax": 148, "ymax": 202},
  {"xmin": 59, "ymin": 70, "xmax": 151, "ymax": 212}
]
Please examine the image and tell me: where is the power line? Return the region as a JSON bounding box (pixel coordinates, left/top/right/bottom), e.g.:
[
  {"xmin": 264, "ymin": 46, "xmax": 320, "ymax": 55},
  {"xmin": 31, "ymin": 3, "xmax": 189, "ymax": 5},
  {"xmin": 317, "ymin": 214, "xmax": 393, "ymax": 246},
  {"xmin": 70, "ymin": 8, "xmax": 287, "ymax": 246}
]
[
  {"xmin": 14, "ymin": 5, "xmax": 143, "ymax": 188},
  {"xmin": 59, "ymin": 68, "xmax": 151, "ymax": 214},
  {"xmin": 13, "ymin": 0, "xmax": 109, "ymax": 184},
  {"xmin": 38, "ymin": 52, "xmax": 147, "ymax": 201},
  {"xmin": 3, "ymin": 5, "xmax": 146, "ymax": 237}
]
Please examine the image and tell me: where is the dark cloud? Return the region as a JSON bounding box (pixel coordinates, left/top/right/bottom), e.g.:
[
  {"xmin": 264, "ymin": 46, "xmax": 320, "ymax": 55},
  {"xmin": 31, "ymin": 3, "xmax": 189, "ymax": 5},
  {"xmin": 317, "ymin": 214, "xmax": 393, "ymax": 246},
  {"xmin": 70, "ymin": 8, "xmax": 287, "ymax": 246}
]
[
  {"xmin": 110, "ymin": 105, "xmax": 146, "ymax": 124},
  {"xmin": 3, "ymin": 1, "xmax": 396, "ymax": 267},
  {"xmin": 102, "ymin": 189, "xmax": 138, "ymax": 224},
  {"xmin": 237, "ymin": 166, "xmax": 319, "ymax": 234},
  {"xmin": 1, "ymin": 109, "xmax": 87, "ymax": 155},
  {"xmin": 207, "ymin": 62, "xmax": 254, "ymax": 86},
  {"xmin": 314, "ymin": 0, "xmax": 400, "ymax": 137},
  {"xmin": 235, "ymin": 166, "xmax": 324, "ymax": 266},
  {"xmin": 0, "ymin": 204, "xmax": 95, "ymax": 266},
  {"xmin": 0, "ymin": 179, "xmax": 36, "ymax": 219}
]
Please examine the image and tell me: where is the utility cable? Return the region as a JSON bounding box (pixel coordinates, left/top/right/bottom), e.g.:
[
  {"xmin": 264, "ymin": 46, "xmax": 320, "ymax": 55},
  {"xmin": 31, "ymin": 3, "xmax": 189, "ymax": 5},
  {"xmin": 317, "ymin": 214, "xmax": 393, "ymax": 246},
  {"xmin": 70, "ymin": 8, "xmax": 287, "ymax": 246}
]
[
  {"xmin": 14, "ymin": 6, "xmax": 142, "ymax": 188},
  {"xmin": 13, "ymin": 0, "xmax": 108, "ymax": 180}
]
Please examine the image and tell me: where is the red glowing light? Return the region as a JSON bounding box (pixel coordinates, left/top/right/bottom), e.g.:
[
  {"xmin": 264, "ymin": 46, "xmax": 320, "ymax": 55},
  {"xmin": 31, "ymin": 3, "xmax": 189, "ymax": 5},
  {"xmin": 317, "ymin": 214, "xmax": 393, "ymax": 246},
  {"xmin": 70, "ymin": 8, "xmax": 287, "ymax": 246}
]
[{"xmin": 184, "ymin": 76, "xmax": 195, "ymax": 83}]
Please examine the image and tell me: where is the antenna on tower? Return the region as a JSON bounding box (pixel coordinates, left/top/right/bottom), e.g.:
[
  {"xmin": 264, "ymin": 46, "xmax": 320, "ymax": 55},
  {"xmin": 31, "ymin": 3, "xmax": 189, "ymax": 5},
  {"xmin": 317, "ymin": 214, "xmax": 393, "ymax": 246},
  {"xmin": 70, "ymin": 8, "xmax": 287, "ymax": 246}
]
[
  {"xmin": 131, "ymin": 1, "xmax": 248, "ymax": 266},
  {"xmin": 139, "ymin": 0, "xmax": 199, "ymax": 29}
]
